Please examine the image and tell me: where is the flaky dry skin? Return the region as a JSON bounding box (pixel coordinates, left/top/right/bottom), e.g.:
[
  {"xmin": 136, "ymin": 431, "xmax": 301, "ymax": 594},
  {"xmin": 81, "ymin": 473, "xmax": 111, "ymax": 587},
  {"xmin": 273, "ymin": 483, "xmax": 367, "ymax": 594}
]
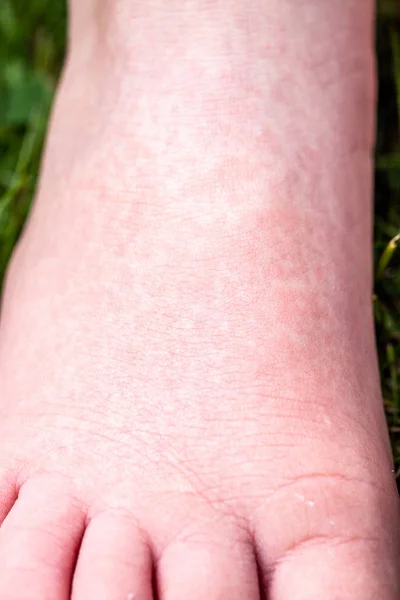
[{"xmin": 0, "ymin": 1, "xmax": 399, "ymax": 598}]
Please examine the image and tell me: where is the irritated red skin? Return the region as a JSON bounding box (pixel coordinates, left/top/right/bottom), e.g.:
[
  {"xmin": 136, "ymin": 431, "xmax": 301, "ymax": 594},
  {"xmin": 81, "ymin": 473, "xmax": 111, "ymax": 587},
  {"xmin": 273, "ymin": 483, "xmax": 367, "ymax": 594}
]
[{"xmin": 0, "ymin": 1, "xmax": 399, "ymax": 599}]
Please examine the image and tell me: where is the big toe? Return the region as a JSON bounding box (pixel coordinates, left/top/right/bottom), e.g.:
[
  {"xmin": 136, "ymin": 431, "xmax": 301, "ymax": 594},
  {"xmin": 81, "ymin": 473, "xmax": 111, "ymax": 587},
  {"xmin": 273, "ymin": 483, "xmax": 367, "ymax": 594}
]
[
  {"xmin": 271, "ymin": 535, "xmax": 398, "ymax": 599},
  {"xmin": 255, "ymin": 473, "xmax": 400, "ymax": 599}
]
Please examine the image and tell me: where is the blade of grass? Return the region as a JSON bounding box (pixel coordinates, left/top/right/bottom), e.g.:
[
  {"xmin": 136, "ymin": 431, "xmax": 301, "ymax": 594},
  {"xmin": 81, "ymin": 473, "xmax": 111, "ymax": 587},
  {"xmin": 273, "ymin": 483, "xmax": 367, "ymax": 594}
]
[
  {"xmin": 376, "ymin": 153, "xmax": 400, "ymax": 170},
  {"xmin": 387, "ymin": 343, "xmax": 399, "ymax": 422},
  {"xmin": 0, "ymin": 109, "xmax": 42, "ymax": 221},
  {"xmin": 377, "ymin": 233, "xmax": 400, "ymax": 278}
]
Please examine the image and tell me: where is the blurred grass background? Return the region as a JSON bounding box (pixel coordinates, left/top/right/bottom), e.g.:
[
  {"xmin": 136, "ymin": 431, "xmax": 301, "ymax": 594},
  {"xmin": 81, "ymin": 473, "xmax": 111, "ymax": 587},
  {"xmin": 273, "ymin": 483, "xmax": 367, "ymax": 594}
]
[{"xmin": 0, "ymin": 0, "xmax": 400, "ymax": 485}]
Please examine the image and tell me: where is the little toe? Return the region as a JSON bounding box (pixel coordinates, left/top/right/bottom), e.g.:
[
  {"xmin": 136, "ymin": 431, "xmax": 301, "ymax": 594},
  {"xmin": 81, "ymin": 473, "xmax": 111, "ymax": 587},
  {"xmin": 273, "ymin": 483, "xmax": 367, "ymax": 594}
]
[
  {"xmin": 72, "ymin": 508, "xmax": 154, "ymax": 600},
  {"xmin": 157, "ymin": 522, "xmax": 260, "ymax": 600},
  {"xmin": 0, "ymin": 475, "xmax": 86, "ymax": 600}
]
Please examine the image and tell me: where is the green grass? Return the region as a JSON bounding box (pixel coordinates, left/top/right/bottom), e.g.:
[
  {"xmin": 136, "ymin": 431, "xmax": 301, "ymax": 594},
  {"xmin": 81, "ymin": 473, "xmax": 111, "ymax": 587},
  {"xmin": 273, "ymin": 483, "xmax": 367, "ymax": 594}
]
[
  {"xmin": 0, "ymin": 0, "xmax": 400, "ymax": 487},
  {"xmin": 375, "ymin": 2, "xmax": 400, "ymax": 485},
  {"xmin": 0, "ymin": 0, "xmax": 66, "ymax": 280}
]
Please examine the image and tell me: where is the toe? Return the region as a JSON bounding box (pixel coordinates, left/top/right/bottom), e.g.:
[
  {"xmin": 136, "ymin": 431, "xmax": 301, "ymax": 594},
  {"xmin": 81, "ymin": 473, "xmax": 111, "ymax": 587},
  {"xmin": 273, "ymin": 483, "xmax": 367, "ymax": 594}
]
[
  {"xmin": 269, "ymin": 534, "xmax": 400, "ymax": 599},
  {"xmin": 156, "ymin": 521, "xmax": 260, "ymax": 600},
  {"xmin": 72, "ymin": 508, "xmax": 154, "ymax": 600},
  {"xmin": 254, "ymin": 475, "xmax": 400, "ymax": 600},
  {"xmin": 0, "ymin": 475, "xmax": 86, "ymax": 600},
  {"xmin": 0, "ymin": 469, "xmax": 17, "ymax": 525}
]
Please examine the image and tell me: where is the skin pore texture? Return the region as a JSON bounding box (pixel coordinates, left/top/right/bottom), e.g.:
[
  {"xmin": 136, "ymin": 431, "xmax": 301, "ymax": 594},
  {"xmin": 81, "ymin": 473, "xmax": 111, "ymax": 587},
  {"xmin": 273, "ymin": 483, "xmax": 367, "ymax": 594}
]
[{"xmin": 0, "ymin": 0, "xmax": 399, "ymax": 598}]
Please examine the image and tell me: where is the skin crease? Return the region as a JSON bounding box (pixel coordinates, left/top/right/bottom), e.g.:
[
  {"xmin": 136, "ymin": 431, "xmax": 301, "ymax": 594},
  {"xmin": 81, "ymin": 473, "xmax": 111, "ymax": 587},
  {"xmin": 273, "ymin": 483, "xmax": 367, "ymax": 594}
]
[{"xmin": 0, "ymin": 1, "xmax": 399, "ymax": 599}]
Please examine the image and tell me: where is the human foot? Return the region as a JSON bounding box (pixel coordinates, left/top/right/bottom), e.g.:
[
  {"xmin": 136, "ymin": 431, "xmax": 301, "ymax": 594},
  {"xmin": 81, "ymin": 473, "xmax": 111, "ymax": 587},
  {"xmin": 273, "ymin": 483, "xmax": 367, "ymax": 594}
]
[{"xmin": 0, "ymin": 1, "xmax": 399, "ymax": 598}]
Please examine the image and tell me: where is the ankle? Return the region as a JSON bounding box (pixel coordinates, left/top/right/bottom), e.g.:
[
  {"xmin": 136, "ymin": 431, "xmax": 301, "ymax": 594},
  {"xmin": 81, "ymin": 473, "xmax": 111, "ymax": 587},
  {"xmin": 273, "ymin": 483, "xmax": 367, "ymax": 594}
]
[
  {"xmin": 66, "ymin": 0, "xmax": 376, "ymax": 153},
  {"xmin": 69, "ymin": 0, "xmax": 374, "ymax": 71}
]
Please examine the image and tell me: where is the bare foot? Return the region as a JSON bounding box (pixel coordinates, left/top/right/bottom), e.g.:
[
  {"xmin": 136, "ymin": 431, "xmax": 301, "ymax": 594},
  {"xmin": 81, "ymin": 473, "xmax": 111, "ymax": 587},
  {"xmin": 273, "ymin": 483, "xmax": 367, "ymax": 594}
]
[{"xmin": 0, "ymin": 1, "xmax": 399, "ymax": 598}]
